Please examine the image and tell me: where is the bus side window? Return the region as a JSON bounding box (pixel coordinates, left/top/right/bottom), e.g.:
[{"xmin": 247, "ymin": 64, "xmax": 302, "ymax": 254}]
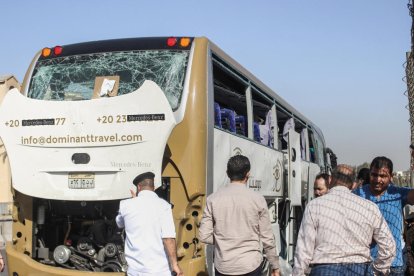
[
  {"xmin": 313, "ymin": 131, "xmax": 326, "ymax": 168},
  {"xmin": 276, "ymin": 108, "xmax": 291, "ymax": 150},
  {"xmin": 212, "ymin": 56, "xmax": 248, "ymax": 137},
  {"xmin": 251, "ymin": 87, "xmax": 273, "ymax": 146},
  {"xmin": 308, "ymin": 130, "xmax": 317, "ymax": 163},
  {"xmin": 299, "ymin": 128, "xmax": 307, "ymax": 161}
]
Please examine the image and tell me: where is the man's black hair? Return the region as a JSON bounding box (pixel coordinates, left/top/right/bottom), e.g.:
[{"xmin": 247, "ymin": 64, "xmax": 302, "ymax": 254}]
[
  {"xmin": 357, "ymin": 168, "xmax": 370, "ymax": 184},
  {"xmin": 370, "ymin": 156, "xmax": 393, "ymax": 174},
  {"xmin": 226, "ymin": 155, "xmax": 250, "ymax": 181},
  {"xmin": 315, "ymin": 173, "xmax": 330, "ymax": 185}
]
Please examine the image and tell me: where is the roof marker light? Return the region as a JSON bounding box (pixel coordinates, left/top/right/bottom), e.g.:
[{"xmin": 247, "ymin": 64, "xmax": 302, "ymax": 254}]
[
  {"xmin": 180, "ymin": 37, "xmax": 191, "ymax": 47},
  {"xmin": 42, "ymin": 47, "xmax": 51, "ymax": 57},
  {"xmin": 54, "ymin": 46, "xmax": 63, "ymax": 56},
  {"xmin": 167, "ymin": 37, "xmax": 177, "ymax": 47}
]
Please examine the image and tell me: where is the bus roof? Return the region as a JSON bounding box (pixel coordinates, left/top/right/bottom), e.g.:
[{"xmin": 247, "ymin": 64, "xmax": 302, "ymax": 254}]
[{"xmin": 38, "ymin": 37, "xmax": 194, "ymax": 60}]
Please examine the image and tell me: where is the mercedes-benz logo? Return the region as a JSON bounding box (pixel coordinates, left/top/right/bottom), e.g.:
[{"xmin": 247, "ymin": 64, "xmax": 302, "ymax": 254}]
[{"xmin": 233, "ymin": 147, "xmax": 242, "ymax": 155}]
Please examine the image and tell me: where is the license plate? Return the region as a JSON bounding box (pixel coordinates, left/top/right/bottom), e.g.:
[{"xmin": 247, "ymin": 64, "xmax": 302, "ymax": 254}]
[{"xmin": 68, "ymin": 173, "xmax": 95, "ymax": 189}]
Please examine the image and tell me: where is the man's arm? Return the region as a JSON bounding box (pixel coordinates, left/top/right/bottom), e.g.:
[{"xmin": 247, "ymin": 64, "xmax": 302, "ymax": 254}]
[
  {"xmin": 0, "ymin": 252, "xmax": 4, "ymax": 272},
  {"xmin": 199, "ymin": 198, "xmax": 214, "ymax": 244},
  {"xmin": 115, "ymin": 202, "xmax": 124, "ymax": 228},
  {"xmin": 372, "ymin": 206, "xmax": 396, "ymax": 275},
  {"xmin": 160, "ymin": 204, "xmax": 182, "ymax": 275},
  {"xmin": 163, "ymin": 238, "xmax": 183, "ymax": 276},
  {"xmin": 292, "ymin": 205, "xmax": 316, "ymax": 276}
]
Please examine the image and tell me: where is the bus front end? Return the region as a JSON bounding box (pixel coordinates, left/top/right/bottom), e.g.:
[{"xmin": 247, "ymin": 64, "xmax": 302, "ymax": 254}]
[{"xmin": 0, "ymin": 37, "xmax": 204, "ymax": 275}]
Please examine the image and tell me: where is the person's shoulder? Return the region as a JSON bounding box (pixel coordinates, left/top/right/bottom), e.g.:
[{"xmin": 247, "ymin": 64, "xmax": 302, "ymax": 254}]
[
  {"xmin": 206, "ymin": 185, "xmax": 231, "ymax": 200},
  {"xmin": 349, "ymin": 192, "xmax": 378, "ymax": 208},
  {"xmin": 389, "ymin": 184, "xmax": 412, "ymax": 193},
  {"xmin": 124, "ymin": 197, "xmax": 139, "ymax": 203},
  {"xmin": 302, "ymin": 196, "xmax": 322, "ymax": 213},
  {"xmin": 244, "ymin": 187, "xmax": 261, "ymax": 196},
  {"xmin": 353, "ymin": 185, "xmax": 368, "ymax": 195},
  {"xmin": 353, "ymin": 187, "xmax": 361, "ymax": 195},
  {"xmin": 156, "ymin": 196, "xmax": 173, "ymax": 209},
  {"xmin": 350, "ymin": 192, "xmax": 372, "ymax": 203},
  {"xmin": 244, "ymin": 188, "xmax": 266, "ymax": 201},
  {"xmin": 206, "ymin": 190, "xmax": 219, "ymax": 202},
  {"xmin": 387, "ymin": 184, "xmax": 398, "ymax": 191},
  {"xmin": 305, "ymin": 197, "xmax": 319, "ymax": 207},
  {"xmin": 118, "ymin": 197, "xmax": 135, "ymax": 209},
  {"xmin": 307, "ymin": 194, "xmax": 329, "ymax": 206}
]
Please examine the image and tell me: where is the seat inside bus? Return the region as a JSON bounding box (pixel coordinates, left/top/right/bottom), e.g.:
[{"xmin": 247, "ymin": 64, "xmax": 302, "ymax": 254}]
[
  {"xmin": 235, "ymin": 115, "xmax": 247, "ymax": 136},
  {"xmin": 220, "ymin": 107, "xmax": 236, "ymax": 133},
  {"xmin": 214, "ymin": 102, "xmax": 269, "ymax": 145}
]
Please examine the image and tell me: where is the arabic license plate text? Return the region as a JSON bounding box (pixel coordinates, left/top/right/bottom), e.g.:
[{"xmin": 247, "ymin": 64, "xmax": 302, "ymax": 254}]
[{"xmin": 68, "ymin": 173, "xmax": 95, "ymax": 189}]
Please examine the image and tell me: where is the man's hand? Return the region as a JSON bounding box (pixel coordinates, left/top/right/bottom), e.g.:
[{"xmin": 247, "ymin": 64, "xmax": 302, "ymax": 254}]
[
  {"xmin": 130, "ymin": 189, "xmax": 136, "ymax": 198},
  {"xmin": 163, "ymin": 238, "xmax": 182, "ymax": 275},
  {"xmin": 271, "ymin": 268, "xmax": 280, "ymax": 276},
  {"xmin": 171, "ymin": 262, "xmax": 183, "ymax": 276},
  {"xmin": 0, "ymin": 257, "xmax": 4, "ymax": 272}
]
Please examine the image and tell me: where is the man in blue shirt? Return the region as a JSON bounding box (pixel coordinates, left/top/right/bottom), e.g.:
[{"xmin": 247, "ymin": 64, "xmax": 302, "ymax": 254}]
[{"xmin": 354, "ymin": 156, "xmax": 414, "ymax": 276}]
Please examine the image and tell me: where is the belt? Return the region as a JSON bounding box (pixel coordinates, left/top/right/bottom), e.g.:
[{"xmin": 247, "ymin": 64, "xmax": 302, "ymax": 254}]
[{"xmin": 310, "ymin": 262, "xmax": 371, "ymax": 267}]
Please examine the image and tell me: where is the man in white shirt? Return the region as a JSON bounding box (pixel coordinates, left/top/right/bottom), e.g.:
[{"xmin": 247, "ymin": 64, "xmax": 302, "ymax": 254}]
[{"xmin": 116, "ymin": 172, "xmax": 183, "ymax": 276}]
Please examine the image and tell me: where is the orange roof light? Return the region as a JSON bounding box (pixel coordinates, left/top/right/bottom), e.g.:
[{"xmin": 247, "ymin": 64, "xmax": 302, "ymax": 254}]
[
  {"xmin": 180, "ymin": 37, "xmax": 191, "ymax": 47},
  {"xmin": 167, "ymin": 37, "xmax": 177, "ymax": 47},
  {"xmin": 42, "ymin": 47, "xmax": 52, "ymax": 57},
  {"xmin": 54, "ymin": 46, "xmax": 63, "ymax": 56}
]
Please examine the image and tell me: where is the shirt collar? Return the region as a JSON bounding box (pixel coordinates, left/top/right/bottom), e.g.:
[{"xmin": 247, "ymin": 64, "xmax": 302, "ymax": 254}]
[
  {"xmin": 329, "ymin": 185, "xmax": 351, "ymax": 193},
  {"xmin": 137, "ymin": 190, "xmax": 157, "ymax": 197},
  {"xmin": 227, "ymin": 183, "xmax": 248, "ymax": 188}
]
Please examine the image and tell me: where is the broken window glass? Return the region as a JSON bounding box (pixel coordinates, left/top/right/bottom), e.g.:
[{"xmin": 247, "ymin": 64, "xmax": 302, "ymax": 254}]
[{"xmin": 27, "ymin": 50, "xmax": 189, "ymax": 110}]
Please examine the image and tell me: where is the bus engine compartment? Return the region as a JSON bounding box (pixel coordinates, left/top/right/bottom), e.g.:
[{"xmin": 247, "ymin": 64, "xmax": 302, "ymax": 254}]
[{"xmin": 32, "ymin": 199, "xmax": 127, "ymax": 272}]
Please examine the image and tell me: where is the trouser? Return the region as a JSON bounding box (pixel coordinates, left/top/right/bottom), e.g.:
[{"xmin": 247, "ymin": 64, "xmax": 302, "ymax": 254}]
[
  {"xmin": 389, "ymin": 266, "xmax": 405, "ymax": 276},
  {"xmin": 215, "ymin": 265, "xmax": 261, "ymax": 276},
  {"xmin": 310, "ymin": 263, "xmax": 371, "ymax": 276}
]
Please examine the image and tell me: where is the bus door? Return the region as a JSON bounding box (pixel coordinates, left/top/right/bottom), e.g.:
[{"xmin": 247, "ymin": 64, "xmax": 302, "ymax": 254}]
[
  {"xmin": 288, "ymin": 129, "xmax": 302, "ymax": 207},
  {"xmin": 287, "ymin": 128, "xmax": 302, "ymax": 263}
]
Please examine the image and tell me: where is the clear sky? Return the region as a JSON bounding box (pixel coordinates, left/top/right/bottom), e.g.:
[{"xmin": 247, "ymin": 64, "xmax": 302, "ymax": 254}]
[{"xmin": 0, "ymin": 0, "xmax": 411, "ymax": 170}]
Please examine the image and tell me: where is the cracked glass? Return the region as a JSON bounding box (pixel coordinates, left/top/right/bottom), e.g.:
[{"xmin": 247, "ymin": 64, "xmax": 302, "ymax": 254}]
[{"xmin": 27, "ymin": 50, "xmax": 190, "ymax": 110}]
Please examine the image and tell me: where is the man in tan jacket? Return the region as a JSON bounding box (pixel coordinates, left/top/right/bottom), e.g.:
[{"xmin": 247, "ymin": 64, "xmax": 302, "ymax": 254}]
[{"xmin": 199, "ymin": 155, "xmax": 280, "ymax": 276}]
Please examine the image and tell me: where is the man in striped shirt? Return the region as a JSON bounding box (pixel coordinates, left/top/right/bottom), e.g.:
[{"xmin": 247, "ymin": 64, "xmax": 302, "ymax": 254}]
[{"xmin": 293, "ymin": 164, "xmax": 395, "ymax": 276}]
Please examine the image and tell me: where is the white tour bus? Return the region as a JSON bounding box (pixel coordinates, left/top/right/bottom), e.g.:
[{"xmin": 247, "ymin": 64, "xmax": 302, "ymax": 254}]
[{"xmin": 0, "ymin": 37, "xmax": 333, "ymax": 275}]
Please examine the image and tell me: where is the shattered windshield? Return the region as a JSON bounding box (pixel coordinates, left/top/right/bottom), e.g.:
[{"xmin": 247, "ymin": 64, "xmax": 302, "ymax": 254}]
[{"xmin": 27, "ymin": 50, "xmax": 189, "ymax": 110}]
